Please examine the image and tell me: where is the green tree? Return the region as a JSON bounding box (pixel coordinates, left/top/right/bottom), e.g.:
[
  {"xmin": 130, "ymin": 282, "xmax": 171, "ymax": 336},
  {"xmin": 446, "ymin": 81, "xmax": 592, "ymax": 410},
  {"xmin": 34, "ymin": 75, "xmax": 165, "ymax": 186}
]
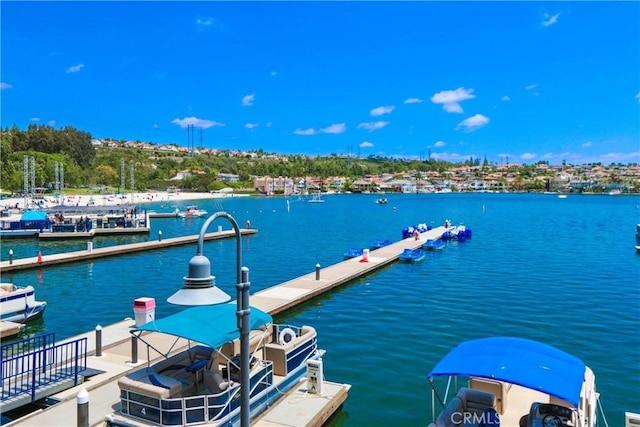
[{"xmin": 94, "ymin": 165, "xmax": 119, "ymax": 186}]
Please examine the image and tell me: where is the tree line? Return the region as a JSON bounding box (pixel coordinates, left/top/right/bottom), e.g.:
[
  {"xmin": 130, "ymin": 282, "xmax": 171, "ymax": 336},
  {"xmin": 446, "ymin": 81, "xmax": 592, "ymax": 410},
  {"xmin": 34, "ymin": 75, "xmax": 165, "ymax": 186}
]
[{"xmin": 0, "ymin": 124, "xmax": 519, "ymax": 194}]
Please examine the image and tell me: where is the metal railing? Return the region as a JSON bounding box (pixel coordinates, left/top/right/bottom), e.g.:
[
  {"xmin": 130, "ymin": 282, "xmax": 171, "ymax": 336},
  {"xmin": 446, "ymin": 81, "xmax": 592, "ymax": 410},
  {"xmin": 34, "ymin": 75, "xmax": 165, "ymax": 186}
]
[{"xmin": 1, "ymin": 333, "xmax": 87, "ymax": 402}]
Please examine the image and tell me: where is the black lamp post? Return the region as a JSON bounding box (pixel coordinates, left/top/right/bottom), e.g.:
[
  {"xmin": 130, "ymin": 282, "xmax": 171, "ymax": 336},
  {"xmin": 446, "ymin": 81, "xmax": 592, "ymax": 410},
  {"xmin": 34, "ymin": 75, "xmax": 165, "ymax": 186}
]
[{"xmin": 167, "ymin": 211, "xmax": 251, "ymax": 427}]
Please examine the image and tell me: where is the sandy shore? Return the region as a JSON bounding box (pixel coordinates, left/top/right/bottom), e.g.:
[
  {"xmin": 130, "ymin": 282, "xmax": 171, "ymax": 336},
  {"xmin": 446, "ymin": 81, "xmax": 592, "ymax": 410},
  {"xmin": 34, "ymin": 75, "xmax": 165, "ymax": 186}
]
[{"xmin": 1, "ymin": 191, "xmax": 248, "ymax": 211}]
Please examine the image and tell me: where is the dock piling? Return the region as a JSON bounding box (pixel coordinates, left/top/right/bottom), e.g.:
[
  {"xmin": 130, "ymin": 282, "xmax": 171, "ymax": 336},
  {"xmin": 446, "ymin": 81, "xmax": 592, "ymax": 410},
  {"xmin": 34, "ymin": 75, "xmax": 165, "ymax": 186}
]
[
  {"xmin": 158, "ymin": 230, "xmax": 162, "ymax": 242},
  {"xmin": 77, "ymin": 387, "xmax": 89, "ymax": 427},
  {"xmin": 8, "ymin": 249, "xmax": 13, "ymax": 265},
  {"xmin": 316, "ymin": 263, "xmax": 321, "ymax": 280},
  {"xmin": 95, "ymin": 325, "xmax": 103, "ymax": 357},
  {"xmin": 131, "ymin": 335, "xmax": 138, "ymax": 363}
]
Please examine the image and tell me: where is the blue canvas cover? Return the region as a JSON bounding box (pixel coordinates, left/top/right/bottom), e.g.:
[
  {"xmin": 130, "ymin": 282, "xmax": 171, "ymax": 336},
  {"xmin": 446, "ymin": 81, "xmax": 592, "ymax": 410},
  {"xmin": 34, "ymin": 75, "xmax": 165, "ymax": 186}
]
[
  {"xmin": 428, "ymin": 337, "xmax": 586, "ymax": 407},
  {"xmin": 20, "ymin": 211, "xmax": 48, "ymax": 221},
  {"xmin": 134, "ymin": 304, "xmax": 272, "ymax": 350}
]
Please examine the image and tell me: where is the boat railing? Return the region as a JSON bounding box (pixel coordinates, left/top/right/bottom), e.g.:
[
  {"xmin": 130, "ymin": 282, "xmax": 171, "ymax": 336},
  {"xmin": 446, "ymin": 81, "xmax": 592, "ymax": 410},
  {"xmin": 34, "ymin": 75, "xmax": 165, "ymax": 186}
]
[
  {"xmin": 119, "ymin": 360, "xmax": 275, "ymax": 426},
  {"xmin": 1, "ymin": 333, "xmax": 87, "ymax": 402}
]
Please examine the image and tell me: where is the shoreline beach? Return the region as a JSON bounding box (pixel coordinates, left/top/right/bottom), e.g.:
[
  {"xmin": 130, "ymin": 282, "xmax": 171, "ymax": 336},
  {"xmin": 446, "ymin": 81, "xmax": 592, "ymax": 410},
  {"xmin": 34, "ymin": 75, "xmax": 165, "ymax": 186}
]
[{"xmin": 1, "ymin": 190, "xmax": 250, "ymax": 212}]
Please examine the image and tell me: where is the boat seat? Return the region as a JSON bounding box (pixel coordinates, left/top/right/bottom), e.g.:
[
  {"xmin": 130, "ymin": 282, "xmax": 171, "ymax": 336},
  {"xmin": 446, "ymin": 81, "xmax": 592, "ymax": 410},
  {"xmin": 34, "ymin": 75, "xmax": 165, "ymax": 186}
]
[
  {"xmin": 428, "ymin": 388, "xmax": 498, "ymax": 427},
  {"xmin": 202, "ymin": 351, "xmax": 229, "ymax": 394}
]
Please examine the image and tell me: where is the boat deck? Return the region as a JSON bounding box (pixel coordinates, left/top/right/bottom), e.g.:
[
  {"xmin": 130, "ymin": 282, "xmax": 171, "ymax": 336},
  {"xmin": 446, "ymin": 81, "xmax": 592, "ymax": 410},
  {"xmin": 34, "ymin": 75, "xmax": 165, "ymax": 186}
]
[{"xmin": 3, "ymin": 227, "xmax": 447, "ymax": 426}]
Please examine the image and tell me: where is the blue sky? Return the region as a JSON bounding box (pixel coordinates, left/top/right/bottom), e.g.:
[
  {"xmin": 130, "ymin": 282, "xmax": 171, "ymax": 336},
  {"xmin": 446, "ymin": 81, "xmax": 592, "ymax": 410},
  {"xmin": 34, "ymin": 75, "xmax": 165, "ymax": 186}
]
[{"xmin": 2, "ymin": 1, "xmax": 639, "ymax": 165}]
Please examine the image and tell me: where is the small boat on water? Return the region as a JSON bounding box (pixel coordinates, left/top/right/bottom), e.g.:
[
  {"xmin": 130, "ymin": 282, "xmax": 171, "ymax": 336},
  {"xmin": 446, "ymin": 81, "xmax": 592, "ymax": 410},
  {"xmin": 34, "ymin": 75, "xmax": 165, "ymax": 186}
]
[
  {"xmin": 371, "ymin": 239, "xmax": 392, "ymax": 250},
  {"xmin": 105, "ymin": 304, "xmax": 346, "ymax": 427},
  {"xmin": 308, "ymin": 193, "xmax": 325, "ymax": 203},
  {"xmin": 441, "ymin": 224, "xmax": 472, "ymax": 241},
  {"xmin": 0, "ymin": 282, "xmax": 47, "ymax": 323},
  {"xmin": 376, "ymin": 197, "xmax": 388, "ymax": 204},
  {"xmin": 177, "ymin": 205, "xmax": 208, "ymax": 218},
  {"xmin": 343, "ymin": 247, "xmax": 364, "ymax": 259},
  {"xmin": 399, "ymin": 248, "xmax": 425, "ymax": 262},
  {"xmin": 423, "ymin": 239, "xmax": 445, "ymax": 250},
  {"xmin": 427, "ymin": 336, "xmax": 605, "ymax": 427}
]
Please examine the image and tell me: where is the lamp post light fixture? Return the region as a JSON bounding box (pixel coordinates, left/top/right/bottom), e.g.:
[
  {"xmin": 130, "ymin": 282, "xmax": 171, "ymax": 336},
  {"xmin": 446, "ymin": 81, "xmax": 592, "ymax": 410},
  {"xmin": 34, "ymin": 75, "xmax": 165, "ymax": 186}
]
[{"xmin": 167, "ymin": 211, "xmax": 252, "ymax": 427}]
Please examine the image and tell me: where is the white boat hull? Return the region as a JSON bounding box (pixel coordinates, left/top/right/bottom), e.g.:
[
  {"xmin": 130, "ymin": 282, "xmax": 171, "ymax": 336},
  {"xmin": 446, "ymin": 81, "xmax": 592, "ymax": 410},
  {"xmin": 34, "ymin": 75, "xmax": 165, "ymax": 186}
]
[{"xmin": 0, "ymin": 283, "xmax": 47, "ymax": 323}]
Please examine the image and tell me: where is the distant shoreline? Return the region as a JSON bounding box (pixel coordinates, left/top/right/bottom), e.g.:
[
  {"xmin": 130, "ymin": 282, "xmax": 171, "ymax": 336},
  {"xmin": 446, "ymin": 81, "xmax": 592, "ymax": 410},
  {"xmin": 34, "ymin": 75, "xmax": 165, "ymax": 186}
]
[{"xmin": 1, "ymin": 191, "xmax": 250, "ymax": 211}]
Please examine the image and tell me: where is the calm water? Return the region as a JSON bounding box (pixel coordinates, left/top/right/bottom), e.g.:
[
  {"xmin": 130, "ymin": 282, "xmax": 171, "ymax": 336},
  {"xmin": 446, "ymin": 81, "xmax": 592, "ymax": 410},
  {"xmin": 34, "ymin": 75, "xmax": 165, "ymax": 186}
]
[{"xmin": 2, "ymin": 193, "xmax": 639, "ymax": 426}]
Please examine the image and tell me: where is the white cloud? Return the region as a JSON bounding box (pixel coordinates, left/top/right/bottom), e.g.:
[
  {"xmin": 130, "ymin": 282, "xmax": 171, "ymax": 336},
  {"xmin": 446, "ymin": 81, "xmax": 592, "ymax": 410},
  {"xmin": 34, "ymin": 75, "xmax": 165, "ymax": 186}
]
[
  {"xmin": 66, "ymin": 64, "xmax": 84, "ymax": 73},
  {"xmin": 293, "ymin": 128, "xmax": 317, "ymax": 136},
  {"xmin": 171, "ymin": 116, "xmax": 225, "ymax": 129},
  {"xmin": 153, "ymin": 124, "xmax": 159, "ymax": 129},
  {"xmin": 501, "ymin": 95, "xmax": 511, "ymax": 101},
  {"xmin": 524, "ymin": 84, "xmax": 538, "ymax": 91},
  {"xmin": 520, "ymin": 153, "xmax": 537, "ymax": 160},
  {"xmin": 242, "ymin": 94, "xmax": 254, "ymax": 106},
  {"xmin": 321, "ymin": 123, "xmax": 346, "ymax": 134},
  {"xmin": 357, "ymin": 121, "xmax": 389, "ymax": 132},
  {"xmin": 244, "ymin": 123, "xmax": 258, "ymax": 129},
  {"xmin": 265, "ymin": 122, "xmax": 273, "ymax": 127},
  {"xmin": 434, "ymin": 141, "xmax": 446, "ymax": 148},
  {"xmin": 270, "ymin": 71, "xmax": 277, "ymax": 77},
  {"xmin": 370, "ymin": 105, "xmax": 395, "ymax": 116},
  {"xmin": 359, "ymin": 141, "xmax": 374, "ymax": 148},
  {"xmin": 456, "ymin": 114, "xmax": 490, "ymax": 131},
  {"xmin": 431, "ymin": 87, "xmax": 475, "ymax": 113},
  {"xmin": 403, "ymin": 97, "xmax": 423, "ymax": 104},
  {"xmin": 195, "ymin": 16, "xmax": 223, "ymax": 31},
  {"xmin": 541, "ymin": 13, "xmax": 560, "ymax": 27},
  {"xmin": 30, "ymin": 117, "xmax": 40, "ymax": 122},
  {"xmin": 636, "ymin": 92, "xmax": 640, "ymax": 103},
  {"xmin": 196, "ymin": 17, "xmax": 214, "ymax": 26},
  {"xmin": 0, "ymin": 82, "xmax": 12, "ymax": 90},
  {"xmin": 582, "ymin": 141, "xmax": 593, "ymax": 148}
]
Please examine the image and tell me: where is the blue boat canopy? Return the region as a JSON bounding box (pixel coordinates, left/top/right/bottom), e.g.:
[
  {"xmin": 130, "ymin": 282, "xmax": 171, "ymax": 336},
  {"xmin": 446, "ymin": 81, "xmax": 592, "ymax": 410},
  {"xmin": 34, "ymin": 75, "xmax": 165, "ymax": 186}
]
[
  {"xmin": 20, "ymin": 211, "xmax": 48, "ymax": 221},
  {"xmin": 134, "ymin": 304, "xmax": 272, "ymax": 350},
  {"xmin": 428, "ymin": 337, "xmax": 586, "ymax": 408}
]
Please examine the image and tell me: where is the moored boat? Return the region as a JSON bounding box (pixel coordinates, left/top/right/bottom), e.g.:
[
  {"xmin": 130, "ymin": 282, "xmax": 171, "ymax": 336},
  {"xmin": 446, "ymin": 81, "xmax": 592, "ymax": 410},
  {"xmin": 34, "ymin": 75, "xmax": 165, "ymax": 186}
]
[
  {"xmin": 399, "ymin": 248, "xmax": 425, "ymax": 262},
  {"xmin": 0, "ymin": 282, "xmax": 47, "ymax": 323},
  {"xmin": 308, "ymin": 193, "xmax": 325, "ymax": 203},
  {"xmin": 371, "ymin": 239, "xmax": 392, "ymax": 250},
  {"xmin": 423, "ymin": 239, "xmax": 445, "ymax": 250},
  {"xmin": 343, "ymin": 247, "xmax": 364, "ymax": 259},
  {"xmin": 105, "ymin": 304, "xmax": 341, "ymax": 427},
  {"xmin": 427, "ymin": 336, "xmax": 605, "ymax": 427}
]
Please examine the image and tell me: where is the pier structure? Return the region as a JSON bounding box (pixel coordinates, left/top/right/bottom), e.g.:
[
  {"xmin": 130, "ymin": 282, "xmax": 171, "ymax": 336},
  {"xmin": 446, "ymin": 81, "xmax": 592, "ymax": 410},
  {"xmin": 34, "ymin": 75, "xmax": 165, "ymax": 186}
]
[
  {"xmin": 0, "ymin": 228, "xmax": 258, "ymax": 273},
  {"xmin": 2, "ymin": 226, "xmax": 447, "ymax": 426}
]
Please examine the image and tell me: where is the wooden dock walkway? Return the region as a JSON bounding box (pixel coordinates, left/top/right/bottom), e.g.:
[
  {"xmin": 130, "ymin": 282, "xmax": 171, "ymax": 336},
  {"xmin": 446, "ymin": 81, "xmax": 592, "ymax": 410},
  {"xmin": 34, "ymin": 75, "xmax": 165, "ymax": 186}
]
[
  {"xmin": 4, "ymin": 226, "xmax": 447, "ymax": 426},
  {"xmin": 0, "ymin": 228, "xmax": 258, "ymax": 273}
]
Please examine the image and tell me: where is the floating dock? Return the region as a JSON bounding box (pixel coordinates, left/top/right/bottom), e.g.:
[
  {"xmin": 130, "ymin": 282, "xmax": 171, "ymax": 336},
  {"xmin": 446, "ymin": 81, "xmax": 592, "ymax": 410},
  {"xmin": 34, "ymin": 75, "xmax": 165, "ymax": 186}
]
[
  {"xmin": 0, "ymin": 320, "xmax": 25, "ymax": 339},
  {"xmin": 3, "ymin": 226, "xmax": 448, "ymax": 426},
  {"xmin": 0, "ymin": 228, "xmax": 258, "ymax": 273}
]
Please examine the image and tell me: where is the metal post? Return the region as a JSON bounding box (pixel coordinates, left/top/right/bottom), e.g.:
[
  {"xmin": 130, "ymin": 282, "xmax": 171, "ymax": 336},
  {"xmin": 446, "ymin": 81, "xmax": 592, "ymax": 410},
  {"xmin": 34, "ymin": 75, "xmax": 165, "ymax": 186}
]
[
  {"xmin": 315, "ymin": 263, "xmax": 321, "ymax": 280},
  {"xmin": 131, "ymin": 335, "xmax": 138, "ymax": 364},
  {"xmin": 77, "ymin": 387, "xmax": 89, "ymax": 427},
  {"xmin": 9, "ymin": 249, "xmax": 13, "ymax": 265},
  {"xmin": 95, "ymin": 325, "xmax": 102, "ymax": 357},
  {"xmin": 237, "ymin": 266, "xmax": 251, "ymax": 427},
  {"xmin": 158, "ymin": 230, "xmax": 162, "ymax": 242}
]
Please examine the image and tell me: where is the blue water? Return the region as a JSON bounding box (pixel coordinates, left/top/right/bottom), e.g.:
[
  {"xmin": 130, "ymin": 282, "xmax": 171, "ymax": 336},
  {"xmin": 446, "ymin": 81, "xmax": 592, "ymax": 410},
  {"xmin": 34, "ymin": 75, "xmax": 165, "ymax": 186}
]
[{"xmin": 2, "ymin": 193, "xmax": 639, "ymax": 425}]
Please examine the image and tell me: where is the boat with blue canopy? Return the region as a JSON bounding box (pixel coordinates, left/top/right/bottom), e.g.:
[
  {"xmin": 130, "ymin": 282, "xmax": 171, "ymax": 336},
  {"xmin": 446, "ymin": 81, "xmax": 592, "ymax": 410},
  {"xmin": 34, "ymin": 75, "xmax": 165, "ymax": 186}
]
[
  {"xmin": 427, "ymin": 337, "xmax": 603, "ymax": 427},
  {"xmin": 105, "ymin": 304, "xmax": 334, "ymax": 427}
]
